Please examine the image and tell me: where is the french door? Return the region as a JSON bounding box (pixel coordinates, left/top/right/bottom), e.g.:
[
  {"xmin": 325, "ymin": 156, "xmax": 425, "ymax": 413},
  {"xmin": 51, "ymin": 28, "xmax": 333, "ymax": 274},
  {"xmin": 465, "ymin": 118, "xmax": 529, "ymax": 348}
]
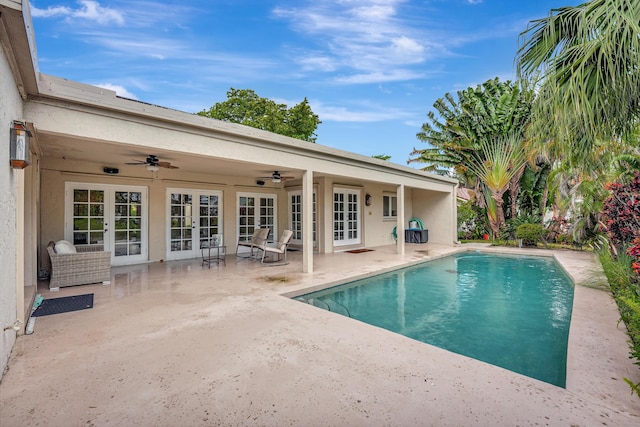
[
  {"xmin": 237, "ymin": 193, "xmax": 277, "ymax": 253},
  {"xmin": 65, "ymin": 183, "xmax": 148, "ymax": 266},
  {"xmin": 333, "ymin": 188, "xmax": 361, "ymax": 247},
  {"xmin": 167, "ymin": 189, "xmax": 222, "ymax": 260},
  {"xmin": 288, "ymin": 190, "xmax": 316, "ymax": 246}
]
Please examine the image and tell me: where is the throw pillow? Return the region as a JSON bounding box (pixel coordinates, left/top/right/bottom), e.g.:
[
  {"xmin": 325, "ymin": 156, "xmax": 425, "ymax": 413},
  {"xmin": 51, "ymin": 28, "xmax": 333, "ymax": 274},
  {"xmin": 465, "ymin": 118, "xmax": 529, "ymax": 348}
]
[{"xmin": 54, "ymin": 240, "xmax": 77, "ymax": 254}]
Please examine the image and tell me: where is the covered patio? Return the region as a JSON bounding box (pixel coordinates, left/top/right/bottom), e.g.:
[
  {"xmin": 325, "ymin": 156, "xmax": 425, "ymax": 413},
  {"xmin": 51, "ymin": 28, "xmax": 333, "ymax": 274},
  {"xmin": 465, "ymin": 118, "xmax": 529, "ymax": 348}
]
[{"xmin": 2, "ymin": 244, "xmax": 639, "ymax": 426}]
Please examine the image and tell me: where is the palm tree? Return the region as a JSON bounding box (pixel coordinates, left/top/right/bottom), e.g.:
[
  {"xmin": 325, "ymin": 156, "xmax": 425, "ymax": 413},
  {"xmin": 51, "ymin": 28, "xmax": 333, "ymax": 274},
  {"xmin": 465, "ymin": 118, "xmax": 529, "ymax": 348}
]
[
  {"xmin": 411, "ymin": 78, "xmax": 536, "ymax": 230},
  {"xmin": 466, "ymin": 135, "xmax": 528, "ymax": 237},
  {"xmin": 517, "ymin": 0, "xmax": 640, "ymax": 156}
]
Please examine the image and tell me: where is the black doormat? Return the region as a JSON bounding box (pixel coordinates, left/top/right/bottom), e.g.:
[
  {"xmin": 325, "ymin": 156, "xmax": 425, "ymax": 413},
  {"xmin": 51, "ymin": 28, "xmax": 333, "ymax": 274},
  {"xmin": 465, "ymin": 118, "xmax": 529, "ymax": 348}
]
[{"xmin": 33, "ymin": 294, "xmax": 94, "ymax": 317}]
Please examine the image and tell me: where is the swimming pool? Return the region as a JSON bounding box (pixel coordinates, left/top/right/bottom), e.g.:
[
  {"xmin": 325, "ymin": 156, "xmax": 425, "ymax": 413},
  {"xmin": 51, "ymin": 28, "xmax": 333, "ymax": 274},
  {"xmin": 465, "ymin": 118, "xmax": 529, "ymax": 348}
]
[{"xmin": 295, "ymin": 252, "xmax": 574, "ymax": 387}]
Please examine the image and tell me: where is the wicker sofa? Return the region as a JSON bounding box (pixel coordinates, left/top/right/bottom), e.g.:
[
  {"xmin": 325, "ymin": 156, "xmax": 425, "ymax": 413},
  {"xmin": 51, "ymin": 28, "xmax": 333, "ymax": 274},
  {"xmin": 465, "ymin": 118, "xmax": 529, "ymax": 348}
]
[{"xmin": 46, "ymin": 241, "xmax": 111, "ymax": 290}]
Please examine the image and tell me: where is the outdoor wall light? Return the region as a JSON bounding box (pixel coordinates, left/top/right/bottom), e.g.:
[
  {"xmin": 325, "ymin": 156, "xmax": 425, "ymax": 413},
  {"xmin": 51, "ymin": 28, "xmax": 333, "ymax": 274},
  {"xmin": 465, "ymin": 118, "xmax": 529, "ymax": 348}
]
[{"xmin": 9, "ymin": 121, "xmax": 32, "ymax": 169}]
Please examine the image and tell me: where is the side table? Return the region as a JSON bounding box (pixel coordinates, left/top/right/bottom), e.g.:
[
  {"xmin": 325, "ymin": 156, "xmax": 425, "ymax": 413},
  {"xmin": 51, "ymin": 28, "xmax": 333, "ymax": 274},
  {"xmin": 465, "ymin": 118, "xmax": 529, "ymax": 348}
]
[{"xmin": 202, "ymin": 244, "xmax": 226, "ymax": 268}]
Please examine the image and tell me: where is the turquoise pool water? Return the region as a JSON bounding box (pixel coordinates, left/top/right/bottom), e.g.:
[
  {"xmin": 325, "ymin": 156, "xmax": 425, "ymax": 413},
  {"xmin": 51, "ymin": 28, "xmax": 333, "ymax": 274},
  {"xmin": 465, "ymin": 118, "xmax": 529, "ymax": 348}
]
[{"xmin": 295, "ymin": 252, "xmax": 574, "ymax": 387}]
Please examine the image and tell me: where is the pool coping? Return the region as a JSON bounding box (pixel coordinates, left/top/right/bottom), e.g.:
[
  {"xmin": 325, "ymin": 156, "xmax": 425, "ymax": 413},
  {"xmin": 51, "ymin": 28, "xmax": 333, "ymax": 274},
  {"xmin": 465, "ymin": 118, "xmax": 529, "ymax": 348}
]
[{"xmin": 283, "ymin": 245, "xmax": 640, "ymax": 419}]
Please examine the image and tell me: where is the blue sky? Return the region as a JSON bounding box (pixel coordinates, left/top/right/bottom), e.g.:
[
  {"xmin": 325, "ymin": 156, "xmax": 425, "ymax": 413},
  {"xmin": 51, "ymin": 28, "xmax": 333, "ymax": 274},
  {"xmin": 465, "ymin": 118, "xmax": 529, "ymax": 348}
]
[{"xmin": 29, "ymin": 0, "xmax": 580, "ymax": 167}]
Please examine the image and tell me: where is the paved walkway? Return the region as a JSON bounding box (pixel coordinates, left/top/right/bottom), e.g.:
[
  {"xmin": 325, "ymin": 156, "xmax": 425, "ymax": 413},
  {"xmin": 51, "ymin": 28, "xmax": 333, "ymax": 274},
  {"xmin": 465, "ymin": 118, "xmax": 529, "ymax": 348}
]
[{"xmin": 1, "ymin": 244, "xmax": 639, "ymax": 426}]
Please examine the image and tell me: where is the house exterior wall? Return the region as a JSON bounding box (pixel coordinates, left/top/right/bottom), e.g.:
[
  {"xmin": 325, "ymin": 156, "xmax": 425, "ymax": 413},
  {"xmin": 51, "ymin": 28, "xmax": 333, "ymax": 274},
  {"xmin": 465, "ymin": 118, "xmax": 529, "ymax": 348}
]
[
  {"xmin": 39, "ymin": 162, "xmax": 286, "ymax": 263},
  {"xmin": 39, "ymin": 161, "xmax": 428, "ymax": 266},
  {"xmin": 410, "ymin": 188, "xmax": 457, "ymax": 244},
  {"xmin": 0, "ymin": 25, "xmax": 23, "ymax": 378}
]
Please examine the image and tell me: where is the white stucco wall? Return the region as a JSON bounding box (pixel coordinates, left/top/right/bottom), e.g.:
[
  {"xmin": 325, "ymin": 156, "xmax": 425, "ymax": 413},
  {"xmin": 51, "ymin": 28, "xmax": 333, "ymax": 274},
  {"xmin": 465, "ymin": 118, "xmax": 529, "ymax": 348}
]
[
  {"xmin": 0, "ymin": 35, "xmax": 23, "ymax": 378},
  {"xmin": 39, "ymin": 161, "xmax": 427, "ymax": 264},
  {"xmin": 411, "ymin": 188, "xmax": 457, "ymax": 244}
]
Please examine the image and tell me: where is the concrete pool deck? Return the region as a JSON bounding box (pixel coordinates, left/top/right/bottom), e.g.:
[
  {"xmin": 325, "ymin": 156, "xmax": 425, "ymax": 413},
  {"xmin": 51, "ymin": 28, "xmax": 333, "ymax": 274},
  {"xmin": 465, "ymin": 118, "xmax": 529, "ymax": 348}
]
[{"xmin": 1, "ymin": 244, "xmax": 639, "ymax": 426}]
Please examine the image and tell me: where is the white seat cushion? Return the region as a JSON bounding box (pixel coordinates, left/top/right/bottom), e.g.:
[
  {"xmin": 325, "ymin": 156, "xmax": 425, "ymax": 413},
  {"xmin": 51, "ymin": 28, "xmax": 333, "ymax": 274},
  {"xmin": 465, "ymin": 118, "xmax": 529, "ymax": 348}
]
[{"xmin": 54, "ymin": 240, "xmax": 77, "ymax": 254}]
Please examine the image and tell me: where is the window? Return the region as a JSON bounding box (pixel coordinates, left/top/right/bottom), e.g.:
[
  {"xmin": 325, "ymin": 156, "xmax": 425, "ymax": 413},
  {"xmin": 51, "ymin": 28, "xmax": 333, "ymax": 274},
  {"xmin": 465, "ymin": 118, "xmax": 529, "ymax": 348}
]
[{"xmin": 383, "ymin": 194, "xmax": 397, "ymax": 218}]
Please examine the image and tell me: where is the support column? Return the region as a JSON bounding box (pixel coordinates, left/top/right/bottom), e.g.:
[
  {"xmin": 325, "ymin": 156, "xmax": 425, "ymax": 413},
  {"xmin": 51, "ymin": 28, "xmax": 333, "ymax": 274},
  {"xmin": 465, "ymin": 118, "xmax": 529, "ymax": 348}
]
[
  {"xmin": 396, "ymin": 184, "xmax": 405, "ymax": 255},
  {"xmin": 453, "ymin": 183, "xmax": 459, "ymax": 244},
  {"xmin": 302, "ymin": 170, "xmax": 313, "ymax": 273},
  {"xmin": 15, "ymin": 169, "xmax": 25, "ymax": 329}
]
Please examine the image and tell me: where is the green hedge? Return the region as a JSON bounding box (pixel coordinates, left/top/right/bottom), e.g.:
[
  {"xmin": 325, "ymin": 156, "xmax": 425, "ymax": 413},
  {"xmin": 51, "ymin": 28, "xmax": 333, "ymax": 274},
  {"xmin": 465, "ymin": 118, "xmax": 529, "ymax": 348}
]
[{"xmin": 515, "ymin": 223, "xmax": 545, "ymax": 246}]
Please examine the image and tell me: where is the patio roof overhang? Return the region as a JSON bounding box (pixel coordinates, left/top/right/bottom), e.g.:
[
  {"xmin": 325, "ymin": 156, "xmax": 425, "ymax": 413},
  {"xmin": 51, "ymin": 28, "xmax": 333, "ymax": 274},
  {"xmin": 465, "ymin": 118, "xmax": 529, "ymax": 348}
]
[{"xmin": 26, "ymin": 74, "xmax": 457, "ymax": 192}]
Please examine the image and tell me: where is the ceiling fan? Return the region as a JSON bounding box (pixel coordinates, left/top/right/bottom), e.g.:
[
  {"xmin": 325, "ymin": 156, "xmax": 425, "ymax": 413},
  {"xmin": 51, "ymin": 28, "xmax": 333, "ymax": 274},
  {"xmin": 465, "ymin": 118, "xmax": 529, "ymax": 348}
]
[
  {"xmin": 125, "ymin": 155, "xmax": 178, "ymax": 172},
  {"xmin": 258, "ymin": 170, "xmax": 294, "ymax": 183}
]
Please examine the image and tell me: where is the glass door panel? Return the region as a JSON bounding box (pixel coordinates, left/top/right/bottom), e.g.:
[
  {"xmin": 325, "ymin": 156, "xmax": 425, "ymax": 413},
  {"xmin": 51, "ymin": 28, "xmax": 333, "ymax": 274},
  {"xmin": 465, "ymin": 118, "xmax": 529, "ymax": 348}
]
[
  {"xmin": 259, "ymin": 197, "xmax": 275, "ymax": 238},
  {"xmin": 72, "ymin": 189, "xmax": 105, "ymax": 246},
  {"xmin": 170, "ymin": 193, "xmax": 193, "ymax": 252},
  {"xmin": 199, "ymin": 194, "xmax": 220, "ymax": 250},
  {"xmin": 238, "ymin": 196, "xmax": 256, "ymax": 242},
  {"xmin": 334, "ymin": 188, "xmax": 360, "ymax": 246},
  {"xmin": 66, "ymin": 183, "xmax": 148, "ymax": 266},
  {"xmin": 289, "ymin": 190, "xmax": 316, "ymax": 246},
  {"xmin": 237, "ymin": 193, "xmax": 277, "ymax": 252},
  {"xmin": 166, "ymin": 189, "xmax": 223, "ymax": 260},
  {"xmin": 333, "ymin": 192, "xmax": 344, "ymax": 242},
  {"xmin": 114, "ymin": 191, "xmax": 143, "ymax": 257}
]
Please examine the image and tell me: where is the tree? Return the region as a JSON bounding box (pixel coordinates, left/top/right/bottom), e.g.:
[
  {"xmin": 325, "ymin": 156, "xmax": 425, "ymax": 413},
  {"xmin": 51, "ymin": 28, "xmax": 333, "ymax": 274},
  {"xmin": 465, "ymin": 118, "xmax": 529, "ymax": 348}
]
[
  {"xmin": 516, "ymin": 0, "xmax": 640, "ymax": 157},
  {"xmin": 467, "ymin": 135, "xmax": 528, "ymax": 237},
  {"xmin": 198, "ymin": 88, "xmax": 321, "ymax": 143},
  {"xmin": 410, "ymin": 78, "xmax": 536, "ymax": 234}
]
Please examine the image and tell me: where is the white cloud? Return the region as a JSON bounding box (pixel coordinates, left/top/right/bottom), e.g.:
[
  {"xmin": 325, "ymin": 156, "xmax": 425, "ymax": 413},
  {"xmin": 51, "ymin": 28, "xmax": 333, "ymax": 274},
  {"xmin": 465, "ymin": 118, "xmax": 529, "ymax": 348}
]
[
  {"xmin": 311, "ymin": 99, "xmax": 413, "ymax": 123},
  {"xmin": 32, "ymin": 1, "xmax": 124, "ymax": 25},
  {"xmin": 298, "ymin": 55, "xmax": 337, "ymax": 72},
  {"xmin": 272, "ymin": 1, "xmax": 449, "ymax": 84},
  {"xmin": 335, "ymin": 69, "xmax": 425, "ymax": 84},
  {"xmin": 94, "ymin": 83, "xmax": 137, "ymax": 99},
  {"xmin": 30, "ymin": 5, "xmax": 72, "ymax": 18}
]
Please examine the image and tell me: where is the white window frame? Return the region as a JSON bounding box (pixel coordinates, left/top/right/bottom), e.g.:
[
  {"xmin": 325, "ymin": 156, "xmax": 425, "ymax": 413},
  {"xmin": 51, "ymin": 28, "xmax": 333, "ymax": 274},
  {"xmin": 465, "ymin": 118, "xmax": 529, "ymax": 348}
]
[{"xmin": 383, "ymin": 193, "xmax": 398, "ymax": 219}]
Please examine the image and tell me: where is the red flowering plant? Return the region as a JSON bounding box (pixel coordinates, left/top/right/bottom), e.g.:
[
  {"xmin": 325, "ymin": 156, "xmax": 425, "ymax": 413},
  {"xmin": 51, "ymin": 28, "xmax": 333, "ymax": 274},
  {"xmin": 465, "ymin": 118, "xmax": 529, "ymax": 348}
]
[
  {"xmin": 629, "ymin": 238, "xmax": 640, "ymax": 279},
  {"xmin": 602, "ymin": 171, "xmax": 640, "ymax": 280}
]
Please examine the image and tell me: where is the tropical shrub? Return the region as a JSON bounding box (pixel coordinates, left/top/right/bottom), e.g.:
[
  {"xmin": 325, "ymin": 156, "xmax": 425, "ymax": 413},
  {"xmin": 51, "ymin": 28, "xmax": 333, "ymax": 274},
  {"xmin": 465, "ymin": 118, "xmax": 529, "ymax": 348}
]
[
  {"xmin": 457, "ymin": 200, "xmax": 477, "ymax": 239},
  {"xmin": 602, "ymin": 172, "xmax": 640, "ymax": 249},
  {"xmin": 628, "ymin": 238, "xmax": 640, "ymax": 284},
  {"xmin": 515, "ymin": 223, "xmax": 545, "ymax": 246},
  {"xmin": 546, "ymin": 216, "xmax": 570, "ymax": 243},
  {"xmin": 504, "ymin": 211, "xmax": 542, "ymax": 240}
]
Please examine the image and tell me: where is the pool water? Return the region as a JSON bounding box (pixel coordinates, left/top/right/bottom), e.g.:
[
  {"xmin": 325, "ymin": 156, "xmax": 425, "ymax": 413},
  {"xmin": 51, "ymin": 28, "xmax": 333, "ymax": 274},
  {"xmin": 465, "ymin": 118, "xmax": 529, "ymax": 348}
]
[{"xmin": 296, "ymin": 252, "xmax": 574, "ymax": 387}]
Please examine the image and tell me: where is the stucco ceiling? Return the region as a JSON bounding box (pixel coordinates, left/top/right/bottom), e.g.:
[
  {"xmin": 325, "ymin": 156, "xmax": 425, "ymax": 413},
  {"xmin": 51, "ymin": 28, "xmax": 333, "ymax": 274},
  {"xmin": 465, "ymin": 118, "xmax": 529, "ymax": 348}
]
[{"xmin": 34, "ymin": 130, "xmax": 304, "ymax": 181}]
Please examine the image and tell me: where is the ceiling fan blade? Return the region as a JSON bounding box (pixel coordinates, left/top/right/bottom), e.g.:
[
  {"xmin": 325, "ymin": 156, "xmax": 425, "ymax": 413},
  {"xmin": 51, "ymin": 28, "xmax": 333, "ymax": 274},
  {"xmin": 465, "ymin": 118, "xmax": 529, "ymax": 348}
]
[{"xmin": 157, "ymin": 161, "xmax": 178, "ymax": 169}]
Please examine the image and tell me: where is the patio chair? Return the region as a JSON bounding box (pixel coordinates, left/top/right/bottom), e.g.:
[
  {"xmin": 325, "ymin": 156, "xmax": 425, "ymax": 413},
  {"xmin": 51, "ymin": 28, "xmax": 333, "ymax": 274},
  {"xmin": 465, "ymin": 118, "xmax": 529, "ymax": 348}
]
[
  {"xmin": 236, "ymin": 227, "xmax": 270, "ymax": 258},
  {"xmin": 258, "ymin": 229, "xmax": 293, "ymax": 264},
  {"xmin": 46, "ymin": 240, "xmax": 111, "ymax": 290}
]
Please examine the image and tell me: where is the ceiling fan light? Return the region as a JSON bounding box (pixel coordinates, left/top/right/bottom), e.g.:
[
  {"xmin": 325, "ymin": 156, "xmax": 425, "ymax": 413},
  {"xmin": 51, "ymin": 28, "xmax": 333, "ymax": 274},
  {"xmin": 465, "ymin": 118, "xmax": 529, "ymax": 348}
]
[
  {"xmin": 146, "ymin": 164, "xmax": 160, "ymax": 172},
  {"xmin": 272, "ymin": 177, "xmax": 281, "ymax": 183}
]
